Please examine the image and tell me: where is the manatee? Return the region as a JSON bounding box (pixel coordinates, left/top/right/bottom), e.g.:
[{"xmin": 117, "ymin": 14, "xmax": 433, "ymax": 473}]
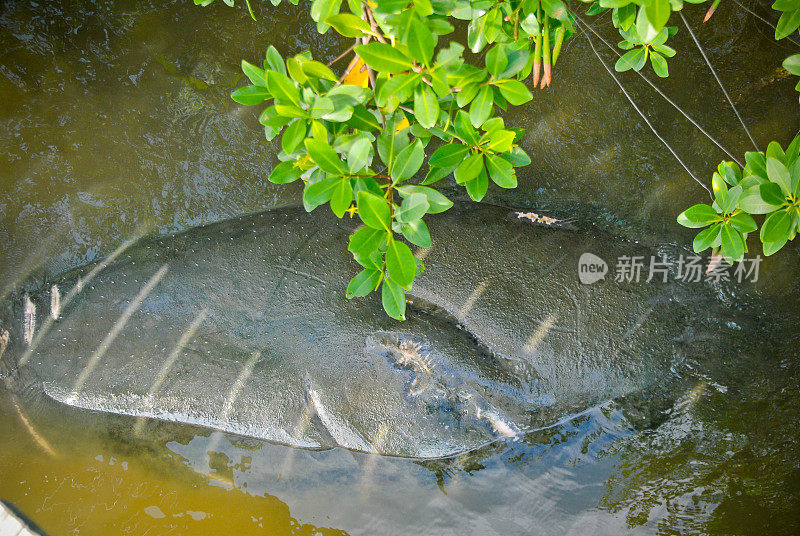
[{"xmin": 0, "ymin": 203, "xmax": 745, "ymax": 459}]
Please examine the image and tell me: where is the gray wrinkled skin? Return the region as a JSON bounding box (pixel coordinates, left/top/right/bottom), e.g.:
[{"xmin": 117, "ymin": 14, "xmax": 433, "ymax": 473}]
[{"xmin": 0, "ymin": 203, "xmax": 742, "ymax": 458}]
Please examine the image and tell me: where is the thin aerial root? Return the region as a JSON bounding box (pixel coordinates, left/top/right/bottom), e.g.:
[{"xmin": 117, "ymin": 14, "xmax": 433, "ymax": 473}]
[
  {"xmin": 582, "ymin": 29, "xmax": 713, "ymax": 198},
  {"xmin": 680, "ymin": 11, "xmax": 759, "ymax": 152},
  {"xmin": 730, "ymin": 0, "xmax": 800, "ymax": 48},
  {"xmin": 573, "ymin": 14, "xmax": 743, "ymax": 167}
]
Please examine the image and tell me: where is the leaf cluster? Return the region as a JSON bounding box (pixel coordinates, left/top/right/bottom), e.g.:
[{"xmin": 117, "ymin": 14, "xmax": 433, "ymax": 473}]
[
  {"xmin": 229, "ymin": 14, "xmax": 532, "ymax": 318},
  {"xmin": 678, "ymin": 135, "xmax": 800, "ymax": 261}
]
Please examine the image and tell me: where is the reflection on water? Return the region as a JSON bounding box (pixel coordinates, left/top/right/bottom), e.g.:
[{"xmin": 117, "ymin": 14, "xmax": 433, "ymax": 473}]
[{"xmin": 1, "ymin": 0, "xmax": 799, "ymax": 534}]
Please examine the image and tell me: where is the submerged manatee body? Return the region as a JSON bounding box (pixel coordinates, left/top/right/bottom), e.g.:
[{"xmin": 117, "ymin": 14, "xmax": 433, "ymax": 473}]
[{"xmin": 0, "ymin": 203, "xmax": 740, "ymax": 458}]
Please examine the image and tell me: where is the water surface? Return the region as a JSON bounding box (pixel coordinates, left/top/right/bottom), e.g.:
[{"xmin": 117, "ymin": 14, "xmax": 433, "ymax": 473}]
[{"xmin": 1, "ymin": 0, "xmax": 799, "ymax": 534}]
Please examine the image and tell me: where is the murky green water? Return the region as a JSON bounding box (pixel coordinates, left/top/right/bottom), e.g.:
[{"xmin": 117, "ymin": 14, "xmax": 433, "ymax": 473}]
[{"xmin": 1, "ymin": 0, "xmax": 799, "ymax": 534}]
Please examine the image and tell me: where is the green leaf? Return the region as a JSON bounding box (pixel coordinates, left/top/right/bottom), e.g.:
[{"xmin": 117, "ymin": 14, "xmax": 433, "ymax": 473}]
[
  {"xmin": 773, "ymin": 0, "xmax": 798, "ymax": 11},
  {"xmin": 677, "ymin": 204, "xmax": 720, "ymax": 228},
  {"xmin": 465, "ymin": 167, "xmax": 489, "ymax": 201},
  {"xmin": 267, "ymin": 71, "xmax": 300, "ymax": 105},
  {"xmin": 520, "ymin": 12, "xmax": 541, "ymax": 34},
  {"xmin": 305, "ymin": 138, "xmax": 346, "ymax": 174},
  {"xmin": 326, "ymin": 13, "xmax": 372, "ymax": 37},
  {"xmin": 728, "ymin": 213, "xmax": 757, "ymax": 234},
  {"xmin": 231, "ymin": 85, "xmax": 271, "ymax": 105},
  {"xmin": 712, "ymin": 172, "xmax": 728, "ymax": 208},
  {"xmin": 391, "ymin": 139, "xmax": 425, "ymax": 182},
  {"xmin": 386, "ymin": 238, "xmax": 416, "ymax": 288},
  {"xmin": 454, "ymin": 110, "xmax": 479, "ymax": 144},
  {"xmin": 286, "ymin": 56, "xmax": 308, "ymax": 85},
  {"xmin": 354, "ymin": 43, "xmax": 414, "ymax": 73},
  {"xmin": 487, "ymin": 130, "xmax": 516, "ymax": 153},
  {"xmin": 744, "ymin": 151, "xmax": 768, "ymax": 181},
  {"xmin": 301, "ymin": 60, "xmax": 338, "ymax": 82},
  {"xmin": 494, "ymin": 79, "xmax": 533, "ymax": 105},
  {"xmin": 738, "ymin": 186, "xmax": 782, "ymax": 214},
  {"xmin": 349, "ymin": 226, "xmax": 386, "ymax": 256},
  {"xmin": 760, "ymin": 208, "xmax": 793, "ymax": 243},
  {"xmin": 455, "ymin": 152, "xmax": 484, "ymax": 184},
  {"xmin": 722, "ymin": 184, "xmax": 742, "ymax": 215},
  {"xmin": 482, "ymin": 7, "xmax": 503, "ymax": 44},
  {"xmin": 430, "ymin": 143, "xmax": 469, "ymax": 168},
  {"xmin": 787, "ymin": 134, "xmax": 800, "ymax": 165},
  {"xmin": 470, "ymin": 85, "xmax": 494, "ymax": 127},
  {"xmin": 377, "ymin": 73, "xmax": 420, "ymax": 106},
  {"xmin": 347, "ymin": 105, "xmax": 382, "ymax": 131},
  {"xmin": 486, "ymin": 45, "xmax": 508, "ymax": 78},
  {"xmin": 720, "ymin": 224, "xmax": 745, "ymax": 262},
  {"xmin": 650, "ymin": 50, "xmax": 668, "ymax": 78},
  {"xmin": 767, "ymin": 140, "xmax": 785, "ymax": 161},
  {"xmin": 775, "ymin": 8, "xmax": 800, "ymax": 40},
  {"xmin": 763, "ymin": 237, "xmax": 788, "ymax": 256},
  {"xmin": 310, "ymin": 0, "xmax": 342, "ymax": 33},
  {"xmin": 615, "ymin": 47, "xmax": 646, "ymax": 72},
  {"xmin": 399, "ymin": 218, "xmax": 431, "ymax": 247},
  {"xmin": 330, "ymin": 177, "xmax": 354, "ymax": 217},
  {"xmin": 407, "ymin": 19, "xmax": 435, "ymax": 65},
  {"xmin": 394, "ymin": 193, "xmax": 429, "ymax": 223},
  {"xmin": 541, "ymin": 0, "xmax": 569, "ymax": 20},
  {"xmin": 357, "ymin": 191, "xmax": 391, "ymax": 231},
  {"xmin": 275, "ymin": 104, "xmax": 309, "ymax": 118},
  {"xmin": 617, "ymin": 4, "xmax": 637, "ymax": 31},
  {"xmin": 693, "ymin": 223, "xmax": 721, "ymax": 253},
  {"xmin": 413, "ymin": 85, "xmax": 440, "ymax": 129},
  {"xmin": 653, "ymin": 43, "xmax": 676, "ymax": 57},
  {"xmin": 457, "ymin": 83, "xmax": 480, "ymax": 107},
  {"xmin": 354, "ymin": 175, "xmax": 384, "ymax": 197},
  {"xmin": 636, "ymin": 6, "xmax": 659, "ymax": 43},
  {"xmin": 791, "ymin": 158, "xmax": 800, "ymax": 197},
  {"xmin": 347, "ymin": 137, "xmax": 371, "ymax": 172},
  {"xmin": 281, "ymin": 120, "xmax": 308, "ymax": 154},
  {"xmin": 242, "ymin": 60, "xmax": 268, "ymax": 86},
  {"xmin": 718, "ymin": 161, "xmax": 742, "ymax": 186},
  {"xmin": 767, "ymin": 156, "xmax": 792, "ymax": 195},
  {"xmin": 485, "ymin": 154, "xmax": 517, "ymax": 188},
  {"xmin": 268, "ymin": 160, "xmax": 303, "ymax": 184},
  {"xmin": 265, "ymin": 46, "xmax": 286, "ymax": 75},
  {"xmin": 760, "ymin": 182, "xmax": 787, "ymax": 206},
  {"xmin": 287, "ymin": 58, "xmax": 308, "ymax": 85},
  {"xmin": 783, "ymin": 54, "xmax": 800, "ymax": 75},
  {"xmin": 501, "ymin": 146, "xmax": 532, "ymax": 166},
  {"xmin": 421, "ymin": 165, "xmax": 453, "ymax": 185},
  {"xmin": 303, "ymin": 177, "xmax": 340, "ymax": 211},
  {"xmin": 396, "ymin": 185, "xmax": 453, "ymax": 213},
  {"xmin": 381, "ymin": 277, "xmax": 406, "ymax": 320},
  {"xmin": 346, "ymin": 268, "xmax": 381, "ymax": 298},
  {"xmin": 644, "ymin": 0, "xmax": 670, "ymax": 31},
  {"xmin": 414, "ymin": 0, "xmax": 433, "ymax": 16}
]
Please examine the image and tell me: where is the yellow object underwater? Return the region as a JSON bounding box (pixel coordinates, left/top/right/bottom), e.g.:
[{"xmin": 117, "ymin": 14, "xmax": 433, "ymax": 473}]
[{"xmin": 343, "ymin": 55, "xmax": 369, "ymax": 88}]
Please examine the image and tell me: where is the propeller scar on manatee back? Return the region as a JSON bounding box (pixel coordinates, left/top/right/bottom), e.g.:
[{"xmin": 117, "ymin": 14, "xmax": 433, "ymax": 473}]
[{"xmin": 0, "ymin": 203, "xmax": 744, "ymax": 458}]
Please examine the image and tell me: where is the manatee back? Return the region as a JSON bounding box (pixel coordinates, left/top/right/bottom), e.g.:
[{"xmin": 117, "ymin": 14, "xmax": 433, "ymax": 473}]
[{"xmin": 0, "ymin": 203, "xmax": 751, "ymax": 458}]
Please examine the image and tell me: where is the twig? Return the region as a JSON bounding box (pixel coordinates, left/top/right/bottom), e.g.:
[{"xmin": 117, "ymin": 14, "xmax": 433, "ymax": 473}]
[
  {"xmin": 327, "ymin": 43, "xmax": 356, "ymax": 67},
  {"xmin": 364, "ymin": 5, "xmax": 388, "ymax": 44},
  {"xmin": 679, "ymin": 11, "xmax": 759, "ymax": 151}
]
